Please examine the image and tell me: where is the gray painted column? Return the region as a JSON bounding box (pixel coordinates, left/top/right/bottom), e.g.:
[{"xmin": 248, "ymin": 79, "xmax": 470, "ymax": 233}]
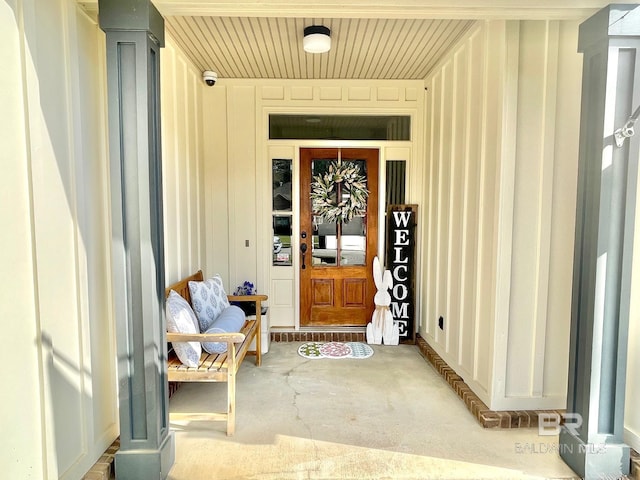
[
  {"xmin": 561, "ymin": 4, "xmax": 640, "ymax": 479},
  {"xmin": 98, "ymin": 1, "xmax": 173, "ymax": 479}
]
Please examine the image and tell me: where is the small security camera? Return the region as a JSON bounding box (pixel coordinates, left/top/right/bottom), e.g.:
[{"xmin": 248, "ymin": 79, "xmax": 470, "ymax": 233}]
[{"xmin": 202, "ymin": 70, "xmax": 217, "ymax": 86}]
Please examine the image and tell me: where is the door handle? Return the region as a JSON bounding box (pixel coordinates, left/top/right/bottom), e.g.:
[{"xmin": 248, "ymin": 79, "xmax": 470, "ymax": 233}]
[{"xmin": 300, "ymin": 243, "xmax": 308, "ymax": 269}]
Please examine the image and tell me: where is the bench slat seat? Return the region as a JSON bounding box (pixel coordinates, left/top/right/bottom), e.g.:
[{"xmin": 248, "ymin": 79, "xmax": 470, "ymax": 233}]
[
  {"xmin": 165, "ymin": 270, "xmax": 266, "ymax": 435},
  {"xmin": 167, "ymin": 319, "xmax": 257, "ymax": 381}
]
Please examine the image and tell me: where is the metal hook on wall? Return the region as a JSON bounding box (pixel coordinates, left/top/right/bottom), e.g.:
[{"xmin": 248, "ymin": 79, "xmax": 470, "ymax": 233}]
[{"xmin": 614, "ymin": 104, "xmax": 640, "ymax": 147}]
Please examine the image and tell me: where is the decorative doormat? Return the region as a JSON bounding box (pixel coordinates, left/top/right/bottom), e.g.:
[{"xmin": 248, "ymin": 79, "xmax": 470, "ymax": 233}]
[
  {"xmin": 298, "ymin": 341, "xmax": 374, "ymax": 360},
  {"xmin": 344, "ymin": 341, "xmax": 374, "ymax": 359}
]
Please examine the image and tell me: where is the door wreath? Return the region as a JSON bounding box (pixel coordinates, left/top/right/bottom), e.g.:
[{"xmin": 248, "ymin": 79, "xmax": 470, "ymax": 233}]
[{"xmin": 310, "ymin": 161, "xmax": 369, "ymax": 224}]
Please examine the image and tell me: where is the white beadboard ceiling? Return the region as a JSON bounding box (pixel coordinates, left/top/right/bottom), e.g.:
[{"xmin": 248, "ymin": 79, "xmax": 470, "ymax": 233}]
[
  {"xmin": 81, "ymin": 0, "xmax": 631, "ymax": 80},
  {"xmin": 164, "ymin": 16, "xmax": 474, "ymax": 80}
]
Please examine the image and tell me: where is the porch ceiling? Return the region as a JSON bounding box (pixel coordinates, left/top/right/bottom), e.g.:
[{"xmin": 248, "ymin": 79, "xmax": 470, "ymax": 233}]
[
  {"xmin": 164, "ymin": 16, "xmax": 474, "ymax": 80},
  {"xmin": 82, "ymin": 0, "xmax": 636, "ymax": 80}
]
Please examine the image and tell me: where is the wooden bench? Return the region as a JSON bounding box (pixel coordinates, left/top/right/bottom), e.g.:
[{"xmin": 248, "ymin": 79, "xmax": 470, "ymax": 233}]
[{"xmin": 165, "ymin": 270, "xmax": 268, "ymax": 435}]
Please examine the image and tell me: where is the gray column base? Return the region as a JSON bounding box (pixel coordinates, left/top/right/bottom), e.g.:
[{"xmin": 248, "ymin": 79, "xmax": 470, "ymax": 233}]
[
  {"xmin": 114, "ymin": 431, "xmax": 175, "ymax": 480},
  {"xmin": 559, "ymin": 428, "xmax": 629, "ymax": 480}
]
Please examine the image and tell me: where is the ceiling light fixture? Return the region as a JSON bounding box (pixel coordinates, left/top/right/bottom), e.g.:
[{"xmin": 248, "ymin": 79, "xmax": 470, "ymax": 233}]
[{"xmin": 303, "ymin": 25, "xmax": 331, "ymax": 54}]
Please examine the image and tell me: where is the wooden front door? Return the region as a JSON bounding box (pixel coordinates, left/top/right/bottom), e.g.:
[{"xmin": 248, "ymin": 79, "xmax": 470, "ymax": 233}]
[{"xmin": 299, "ymin": 148, "xmax": 379, "ymax": 327}]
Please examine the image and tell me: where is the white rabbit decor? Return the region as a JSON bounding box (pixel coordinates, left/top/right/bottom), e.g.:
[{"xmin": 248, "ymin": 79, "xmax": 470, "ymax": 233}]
[{"xmin": 366, "ymin": 256, "xmax": 400, "ymax": 345}]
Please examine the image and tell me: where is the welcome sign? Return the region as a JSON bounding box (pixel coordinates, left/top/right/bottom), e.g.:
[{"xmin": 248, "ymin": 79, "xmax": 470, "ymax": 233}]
[{"xmin": 385, "ymin": 204, "xmax": 418, "ymax": 344}]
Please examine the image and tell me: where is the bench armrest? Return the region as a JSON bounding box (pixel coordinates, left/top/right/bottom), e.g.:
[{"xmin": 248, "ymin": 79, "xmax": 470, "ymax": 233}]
[
  {"xmin": 166, "ymin": 332, "xmax": 246, "ymax": 343},
  {"xmin": 227, "ymin": 294, "xmax": 268, "ymax": 302}
]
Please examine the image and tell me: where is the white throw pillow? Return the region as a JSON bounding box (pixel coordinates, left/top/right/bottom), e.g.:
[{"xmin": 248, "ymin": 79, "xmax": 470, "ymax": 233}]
[
  {"xmin": 165, "ymin": 290, "xmax": 201, "ymax": 367},
  {"xmin": 188, "ymin": 274, "xmax": 231, "ymax": 332}
]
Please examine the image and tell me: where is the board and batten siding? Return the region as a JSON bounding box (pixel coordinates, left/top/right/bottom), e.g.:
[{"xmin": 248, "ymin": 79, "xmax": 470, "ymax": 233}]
[
  {"xmin": 627, "ymin": 163, "xmax": 640, "ymax": 453},
  {"xmin": 0, "ymin": 9, "xmax": 209, "ymax": 478},
  {"xmin": 161, "ymin": 32, "xmax": 207, "ymax": 285},
  {"xmin": 0, "ymin": 1, "xmax": 117, "ymax": 478},
  {"xmin": 422, "ymin": 19, "xmax": 583, "ymax": 411},
  {"xmin": 202, "ymin": 79, "xmax": 425, "ymax": 331}
]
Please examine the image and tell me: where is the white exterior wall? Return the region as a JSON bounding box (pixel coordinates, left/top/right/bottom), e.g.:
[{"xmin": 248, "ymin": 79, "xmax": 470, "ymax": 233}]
[
  {"xmin": 2, "ymin": 1, "xmax": 639, "ymax": 473},
  {"xmin": 202, "ymin": 80, "xmax": 425, "ymax": 330},
  {"xmin": 499, "ymin": 20, "xmax": 582, "ymax": 409},
  {"xmin": 1, "ymin": 1, "xmax": 47, "ymax": 478},
  {"xmin": 422, "ymin": 20, "xmax": 504, "ymax": 405},
  {"xmin": 626, "ymin": 163, "xmax": 640, "ymax": 452},
  {"xmin": 422, "ymin": 20, "xmax": 583, "ymax": 411},
  {"xmin": 161, "ymin": 33, "xmax": 207, "ymax": 285},
  {"xmin": 0, "ymin": 1, "xmax": 117, "ymax": 478},
  {"xmin": 0, "ymin": 5, "xmax": 208, "ymax": 478}
]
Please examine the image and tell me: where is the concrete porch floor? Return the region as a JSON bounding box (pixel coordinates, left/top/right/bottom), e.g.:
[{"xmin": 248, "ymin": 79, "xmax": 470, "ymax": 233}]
[{"xmin": 166, "ymin": 341, "xmax": 580, "ymax": 480}]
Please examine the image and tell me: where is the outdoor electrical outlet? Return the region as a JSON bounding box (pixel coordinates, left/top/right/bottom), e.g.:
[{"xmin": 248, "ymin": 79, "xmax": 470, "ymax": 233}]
[{"xmin": 438, "ymin": 316, "xmax": 444, "ymax": 330}]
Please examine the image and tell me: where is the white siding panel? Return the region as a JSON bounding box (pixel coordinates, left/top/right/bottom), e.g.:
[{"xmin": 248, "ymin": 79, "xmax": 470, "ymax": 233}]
[
  {"xmin": 177, "ymin": 56, "xmax": 191, "ymax": 274},
  {"xmin": 189, "ymin": 67, "xmax": 205, "ymax": 271},
  {"xmin": 432, "ymin": 71, "xmax": 444, "ymax": 341},
  {"xmin": 543, "ymin": 20, "xmax": 581, "ymax": 400},
  {"xmin": 205, "ymin": 84, "xmax": 230, "ymax": 281},
  {"xmin": 162, "ymin": 44, "xmax": 180, "ymax": 280},
  {"xmin": 162, "ymin": 34, "xmax": 206, "ymax": 284},
  {"xmin": 228, "ymin": 86, "xmax": 258, "ymax": 288},
  {"xmin": 422, "ymin": 20, "xmax": 580, "ymax": 410},
  {"xmin": 503, "ymin": 20, "xmax": 576, "ymax": 409},
  {"xmin": 459, "ymin": 28, "xmax": 484, "ymax": 376},
  {"xmin": 436, "ymin": 61, "xmax": 453, "ymax": 348},
  {"xmin": 507, "ymin": 20, "xmax": 550, "ymax": 398},
  {"xmin": 3, "ymin": 0, "xmax": 118, "ymax": 477},
  {"xmin": 625, "ymin": 56, "xmax": 640, "ymax": 451},
  {"xmin": 1, "ymin": 0, "xmax": 47, "ymax": 477},
  {"xmin": 422, "ymin": 22, "xmax": 499, "ymax": 404},
  {"xmin": 627, "ymin": 187, "xmax": 640, "ymax": 451},
  {"xmin": 421, "ymin": 74, "xmax": 440, "ymax": 340},
  {"xmin": 73, "ymin": 5, "xmax": 118, "ymax": 460},
  {"xmin": 474, "ymin": 22, "xmax": 503, "ymax": 396},
  {"xmin": 447, "ymin": 47, "xmax": 467, "ymax": 360}
]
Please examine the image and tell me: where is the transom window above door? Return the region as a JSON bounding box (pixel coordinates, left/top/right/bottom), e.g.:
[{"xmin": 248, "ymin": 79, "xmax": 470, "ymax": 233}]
[{"xmin": 269, "ymin": 114, "xmax": 411, "ymax": 140}]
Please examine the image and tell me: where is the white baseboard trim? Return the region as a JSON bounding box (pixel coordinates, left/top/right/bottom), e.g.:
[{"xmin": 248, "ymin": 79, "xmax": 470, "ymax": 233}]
[{"xmin": 625, "ymin": 426, "xmax": 640, "ymax": 453}]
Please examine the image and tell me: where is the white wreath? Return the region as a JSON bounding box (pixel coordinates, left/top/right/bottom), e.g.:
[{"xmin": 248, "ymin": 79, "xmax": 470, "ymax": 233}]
[{"xmin": 310, "ymin": 162, "xmax": 369, "ymax": 224}]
